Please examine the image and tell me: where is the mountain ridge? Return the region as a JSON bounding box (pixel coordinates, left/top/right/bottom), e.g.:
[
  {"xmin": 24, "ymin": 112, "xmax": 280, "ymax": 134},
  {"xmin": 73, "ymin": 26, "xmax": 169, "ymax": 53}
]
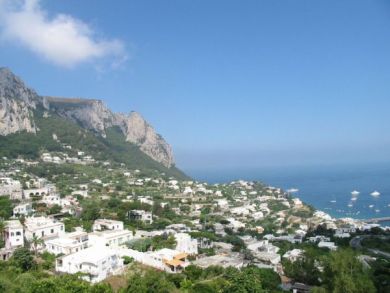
[{"xmin": 0, "ymin": 67, "xmax": 179, "ymax": 173}]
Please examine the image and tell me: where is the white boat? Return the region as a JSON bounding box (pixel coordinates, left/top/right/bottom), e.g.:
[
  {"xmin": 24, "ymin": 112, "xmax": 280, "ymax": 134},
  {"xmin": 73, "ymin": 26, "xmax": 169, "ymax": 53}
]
[
  {"xmin": 370, "ymin": 191, "xmax": 380, "ymax": 197},
  {"xmin": 348, "ymin": 203, "xmax": 353, "ymax": 207},
  {"xmin": 287, "ymin": 188, "xmax": 299, "ymax": 193},
  {"xmin": 351, "ymin": 190, "xmax": 360, "ymax": 196},
  {"xmin": 369, "ymin": 204, "xmax": 374, "ymax": 208},
  {"xmin": 330, "ymin": 200, "xmax": 336, "ymax": 203},
  {"xmin": 351, "ymin": 197, "xmax": 357, "ymax": 201},
  {"xmin": 375, "ymin": 209, "xmax": 380, "ymax": 213}
]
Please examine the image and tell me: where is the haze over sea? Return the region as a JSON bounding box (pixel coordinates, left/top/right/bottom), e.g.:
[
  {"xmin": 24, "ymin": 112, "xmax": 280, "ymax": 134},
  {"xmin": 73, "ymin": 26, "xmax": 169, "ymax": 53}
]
[{"xmin": 187, "ymin": 162, "xmax": 390, "ymax": 222}]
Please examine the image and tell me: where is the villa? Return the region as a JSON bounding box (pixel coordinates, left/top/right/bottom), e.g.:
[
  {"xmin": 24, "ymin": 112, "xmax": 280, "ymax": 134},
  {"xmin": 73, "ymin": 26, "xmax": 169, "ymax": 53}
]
[{"xmin": 56, "ymin": 246, "xmax": 124, "ymax": 283}]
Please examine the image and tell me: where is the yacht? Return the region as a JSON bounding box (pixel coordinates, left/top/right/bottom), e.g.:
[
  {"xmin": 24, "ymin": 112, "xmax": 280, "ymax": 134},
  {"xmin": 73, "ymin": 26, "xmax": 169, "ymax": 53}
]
[
  {"xmin": 370, "ymin": 191, "xmax": 380, "ymax": 197},
  {"xmin": 351, "ymin": 190, "xmax": 360, "ymax": 196},
  {"xmin": 287, "ymin": 188, "xmax": 299, "ymax": 193}
]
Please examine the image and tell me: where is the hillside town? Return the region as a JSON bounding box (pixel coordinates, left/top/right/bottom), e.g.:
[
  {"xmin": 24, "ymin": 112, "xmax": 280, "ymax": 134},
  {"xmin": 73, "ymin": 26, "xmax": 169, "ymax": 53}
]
[{"xmin": 0, "ymin": 152, "xmax": 388, "ymax": 292}]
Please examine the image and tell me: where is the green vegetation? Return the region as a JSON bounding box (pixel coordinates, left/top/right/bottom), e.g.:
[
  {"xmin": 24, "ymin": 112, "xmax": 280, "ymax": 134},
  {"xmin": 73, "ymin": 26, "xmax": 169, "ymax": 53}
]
[{"xmin": 0, "ymin": 110, "xmax": 188, "ymax": 180}]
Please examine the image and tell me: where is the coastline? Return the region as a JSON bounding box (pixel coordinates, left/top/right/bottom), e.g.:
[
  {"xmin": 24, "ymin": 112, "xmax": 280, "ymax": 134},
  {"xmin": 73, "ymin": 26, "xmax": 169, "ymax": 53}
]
[{"xmin": 186, "ymin": 162, "xmax": 390, "ymax": 224}]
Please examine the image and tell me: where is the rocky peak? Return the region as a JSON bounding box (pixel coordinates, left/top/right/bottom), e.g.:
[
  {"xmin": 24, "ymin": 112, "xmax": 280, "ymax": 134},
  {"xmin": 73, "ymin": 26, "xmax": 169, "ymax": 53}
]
[
  {"xmin": 118, "ymin": 111, "xmax": 175, "ymax": 168},
  {"xmin": 0, "ymin": 67, "xmax": 42, "ymax": 108},
  {"xmin": 0, "ymin": 68, "xmax": 40, "ymax": 135},
  {"xmin": 46, "ymin": 97, "xmax": 117, "ymax": 136}
]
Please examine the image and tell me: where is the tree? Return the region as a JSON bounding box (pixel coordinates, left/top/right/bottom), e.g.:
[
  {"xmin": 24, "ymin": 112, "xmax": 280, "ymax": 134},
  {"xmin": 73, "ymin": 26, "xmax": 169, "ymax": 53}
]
[
  {"xmin": 48, "ymin": 204, "xmax": 62, "ymax": 215},
  {"xmin": 11, "ymin": 247, "xmax": 36, "ymax": 271},
  {"xmin": 323, "ymin": 249, "xmax": 376, "ymax": 293},
  {"xmin": 0, "ymin": 196, "xmax": 13, "ymax": 219},
  {"xmin": 223, "ymin": 266, "xmax": 265, "ymax": 293},
  {"xmin": 0, "ymin": 220, "xmax": 5, "ymax": 248},
  {"xmin": 30, "ymin": 235, "xmax": 44, "ymax": 256}
]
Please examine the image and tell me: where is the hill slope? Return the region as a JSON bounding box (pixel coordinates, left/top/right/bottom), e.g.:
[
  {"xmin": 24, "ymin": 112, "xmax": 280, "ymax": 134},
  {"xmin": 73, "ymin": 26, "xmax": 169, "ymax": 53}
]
[{"xmin": 0, "ymin": 68, "xmax": 189, "ymax": 180}]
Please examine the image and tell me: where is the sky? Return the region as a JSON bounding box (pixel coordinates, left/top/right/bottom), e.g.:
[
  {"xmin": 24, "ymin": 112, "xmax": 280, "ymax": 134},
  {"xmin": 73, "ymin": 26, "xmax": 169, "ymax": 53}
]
[{"xmin": 0, "ymin": 0, "xmax": 390, "ymax": 173}]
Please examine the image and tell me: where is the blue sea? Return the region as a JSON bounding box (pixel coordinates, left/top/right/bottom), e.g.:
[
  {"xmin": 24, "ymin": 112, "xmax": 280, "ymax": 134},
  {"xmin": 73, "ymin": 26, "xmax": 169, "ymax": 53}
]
[{"xmin": 186, "ymin": 163, "xmax": 390, "ymax": 223}]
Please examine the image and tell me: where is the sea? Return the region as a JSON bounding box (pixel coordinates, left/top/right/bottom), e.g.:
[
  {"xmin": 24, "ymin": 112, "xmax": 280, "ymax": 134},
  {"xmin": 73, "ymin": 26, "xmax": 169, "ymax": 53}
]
[{"xmin": 186, "ymin": 162, "xmax": 390, "ymax": 225}]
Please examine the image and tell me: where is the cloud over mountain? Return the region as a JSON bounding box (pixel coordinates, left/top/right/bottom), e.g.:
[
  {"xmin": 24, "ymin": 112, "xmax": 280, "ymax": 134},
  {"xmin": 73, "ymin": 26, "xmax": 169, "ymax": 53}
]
[{"xmin": 0, "ymin": 0, "xmax": 127, "ymax": 68}]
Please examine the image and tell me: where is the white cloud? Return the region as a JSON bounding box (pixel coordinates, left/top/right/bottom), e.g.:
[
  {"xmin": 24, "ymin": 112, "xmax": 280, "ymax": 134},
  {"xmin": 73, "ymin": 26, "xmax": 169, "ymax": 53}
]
[{"xmin": 0, "ymin": 0, "xmax": 127, "ymax": 68}]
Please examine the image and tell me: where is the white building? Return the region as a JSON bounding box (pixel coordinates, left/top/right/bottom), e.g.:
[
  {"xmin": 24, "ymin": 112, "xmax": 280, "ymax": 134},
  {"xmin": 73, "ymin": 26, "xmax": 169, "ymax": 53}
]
[
  {"xmin": 41, "ymin": 194, "xmax": 61, "ymax": 206},
  {"xmin": 24, "ymin": 216, "xmax": 65, "ymax": 240},
  {"xmin": 318, "ymin": 241, "xmax": 337, "ymax": 251},
  {"xmin": 88, "ymin": 229, "xmax": 134, "ymax": 248},
  {"xmin": 0, "ymin": 177, "xmax": 22, "ymax": 199},
  {"xmin": 121, "ymin": 248, "xmax": 189, "ymax": 273},
  {"xmin": 175, "ymin": 233, "xmax": 198, "ymax": 255},
  {"xmin": 127, "ymin": 210, "xmax": 153, "ymax": 224},
  {"xmin": 13, "ymin": 202, "xmax": 34, "ymax": 216},
  {"xmin": 3, "ymin": 220, "xmax": 24, "ymax": 249},
  {"xmin": 45, "ymin": 230, "xmax": 89, "ymax": 255},
  {"xmin": 283, "ymin": 249, "xmax": 304, "ymax": 262},
  {"xmin": 56, "ymin": 246, "xmax": 124, "ymax": 283},
  {"xmin": 93, "ymin": 219, "xmax": 124, "ymax": 231}
]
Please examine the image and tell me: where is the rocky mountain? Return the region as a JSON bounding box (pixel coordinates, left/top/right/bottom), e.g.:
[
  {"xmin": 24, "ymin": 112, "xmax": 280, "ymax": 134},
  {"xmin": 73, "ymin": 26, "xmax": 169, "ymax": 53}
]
[
  {"xmin": 0, "ymin": 67, "xmax": 42, "ymax": 135},
  {"xmin": 0, "ymin": 67, "xmax": 175, "ymax": 168}
]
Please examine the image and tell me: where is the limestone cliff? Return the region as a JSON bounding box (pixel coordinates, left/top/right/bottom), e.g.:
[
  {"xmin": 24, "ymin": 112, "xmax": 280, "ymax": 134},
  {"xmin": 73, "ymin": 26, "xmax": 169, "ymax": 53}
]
[
  {"xmin": 117, "ymin": 112, "xmax": 174, "ymax": 168},
  {"xmin": 0, "ymin": 67, "xmax": 41, "ymax": 135},
  {"xmin": 47, "ymin": 97, "xmax": 175, "ymax": 167}
]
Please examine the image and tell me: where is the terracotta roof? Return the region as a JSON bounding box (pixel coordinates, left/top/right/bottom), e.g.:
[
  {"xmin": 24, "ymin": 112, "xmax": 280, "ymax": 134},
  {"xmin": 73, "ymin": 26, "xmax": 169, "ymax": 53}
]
[
  {"xmin": 174, "ymin": 252, "xmax": 188, "ymax": 260},
  {"xmin": 164, "ymin": 259, "xmax": 184, "ymax": 267}
]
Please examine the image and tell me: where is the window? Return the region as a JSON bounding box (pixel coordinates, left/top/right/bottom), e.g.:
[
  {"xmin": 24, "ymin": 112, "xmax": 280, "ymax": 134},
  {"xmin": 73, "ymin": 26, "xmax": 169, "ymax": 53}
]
[
  {"xmin": 11, "ymin": 232, "xmax": 14, "ymax": 236},
  {"xmin": 51, "ymin": 229, "xmax": 54, "ymax": 234},
  {"xmin": 16, "ymin": 232, "xmax": 21, "ymax": 236}
]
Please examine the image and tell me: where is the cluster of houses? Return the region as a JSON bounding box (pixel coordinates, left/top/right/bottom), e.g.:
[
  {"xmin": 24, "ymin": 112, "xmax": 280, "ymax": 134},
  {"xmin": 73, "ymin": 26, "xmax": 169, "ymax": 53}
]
[
  {"xmin": 1, "ymin": 155, "xmax": 388, "ymax": 287},
  {"xmin": 1, "ymin": 216, "xmax": 200, "ymax": 283},
  {"xmin": 41, "ymin": 151, "xmax": 95, "ymax": 165}
]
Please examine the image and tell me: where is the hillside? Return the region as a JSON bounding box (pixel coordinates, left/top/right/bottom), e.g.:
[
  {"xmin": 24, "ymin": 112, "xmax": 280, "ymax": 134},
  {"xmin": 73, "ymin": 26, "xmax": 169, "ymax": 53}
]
[{"xmin": 0, "ymin": 68, "xmax": 189, "ymax": 180}]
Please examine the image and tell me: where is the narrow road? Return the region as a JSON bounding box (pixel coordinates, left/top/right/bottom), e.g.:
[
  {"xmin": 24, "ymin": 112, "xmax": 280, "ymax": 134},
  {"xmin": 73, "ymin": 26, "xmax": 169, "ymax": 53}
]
[{"xmin": 350, "ymin": 235, "xmax": 390, "ymax": 259}]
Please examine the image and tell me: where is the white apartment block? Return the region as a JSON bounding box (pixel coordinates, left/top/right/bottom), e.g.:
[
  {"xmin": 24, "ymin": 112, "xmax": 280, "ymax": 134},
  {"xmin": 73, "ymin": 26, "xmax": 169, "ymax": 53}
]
[
  {"xmin": 56, "ymin": 246, "xmax": 124, "ymax": 283},
  {"xmin": 24, "ymin": 216, "xmax": 65, "ymax": 240}
]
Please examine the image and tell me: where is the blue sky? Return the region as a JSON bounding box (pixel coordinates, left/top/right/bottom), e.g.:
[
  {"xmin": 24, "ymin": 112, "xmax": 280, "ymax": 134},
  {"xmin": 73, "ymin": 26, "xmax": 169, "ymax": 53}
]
[{"xmin": 1, "ymin": 0, "xmax": 390, "ymax": 172}]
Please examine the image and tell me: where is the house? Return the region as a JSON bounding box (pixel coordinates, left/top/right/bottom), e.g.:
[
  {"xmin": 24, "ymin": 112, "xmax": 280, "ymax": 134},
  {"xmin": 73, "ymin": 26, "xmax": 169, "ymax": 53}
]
[
  {"xmin": 318, "ymin": 241, "xmax": 337, "ymax": 251},
  {"xmin": 41, "ymin": 194, "xmax": 61, "ymax": 206},
  {"xmin": 0, "ymin": 177, "xmax": 22, "ymax": 199},
  {"xmin": 146, "ymin": 249, "xmax": 189, "ymax": 273},
  {"xmin": 88, "ymin": 229, "xmax": 134, "ymax": 248},
  {"xmin": 3, "ymin": 220, "xmax": 24, "ymax": 249},
  {"xmin": 165, "ymin": 224, "xmax": 191, "ymax": 233},
  {"xmin": 127, "ymin": 210, "xmax": 153, "ymax": 224},
  {"xmin": 13, "ymin": 202, "xmax": 34, "ymax": 216},
  {"xmin": 24, "ymin": 216, "xmax": 65, "ymax": 240},
  {"xmin": 93, "ymin": 219, "xmax": 124, "ymax": 231},
  {"xmin": 283, "ymin": 249, "xmax": 304, "ymax": 262},
  {"xmin": 0, "ymin": 220, "xmax": 24, "ymax": 261},
  {"xmin": 45, "ymin": 229, "xmax": 89, "ymax": 255},
  {"xmin": 56, "ymin": 246, "xmax": 124, "ymax": 283},
  {"xmin": 175, "ymin": 233, "xmax": 198, "ymax": 255}
]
